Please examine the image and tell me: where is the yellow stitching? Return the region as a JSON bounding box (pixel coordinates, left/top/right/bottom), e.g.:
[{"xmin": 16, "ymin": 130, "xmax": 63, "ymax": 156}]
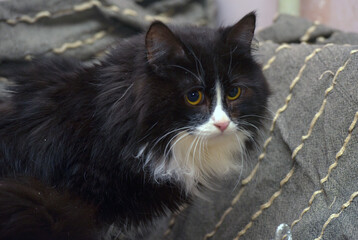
[
  {"xmin": 291, "ymin": 109, "xmax": 358, "ymax": 229},
  {"xmin": 318, "ymin": 70, "xmax": 335, "ymax": 81},
  {"xmin": 203, "ymin": 207, "xmax": 234, "ymax": 239},
  {"xmin": 289, "ymin": 46, "xmax": 328, "ymax": 90},
  {"xmin": 203, "ymin": 188, "xmax": 244, "ymax": 239},
  {"xmin": 321, "ymin": 111, "xmax": 358, "ymax": 184},
  {"xmin": 6, "ymin": 11, "xmax": 51, "ymax": 25},
  {"xmin": 291, "ymin": 190, "xmax": 323, "ymax": 228},
  {"xmin": 53, "ymin": 30, "xmax": 107, "ymax": 54},
  {"xmin": 289, "ymin": 51, "xmax": 358, "ymax": 229},
  {"xmin": 106, "ymin": 5, "xmax": 120, "ymax": 12},
  {"xmin": 231, "ymin": 187, "xmax": 246, "ymax": 205},
  {"xmin": 262, "ymin": 56, "xmax": 277, "ymax": 70},
  {"xmin": 300, "ymin": 20, "xmax": 320, "ymax": 42},
  {"xmin": 163, "ymin": 204, "xmax": 188, "ymax": 238},
  {"xmin": 145, "ymin": 15, "xmax": 170, "ymax": 23},
  {"xmin": 275, "ymin": 43, "xmax": 291, "ymax": 52},
  {"xmin": 3, "ymin": 0, "xmax": 120, "ymax": 25},
  {"xmin": 233, "ymin": 167, "xmax": 294, "ymax": 240},
  {"xmin": 241, "ymin": 136, "xmax": 272, "ymax": 185},
  {"xmin": 123, "ymin": 8, "xmax": 138, "ymax": 16},
  {"xmin": 262, "ymin": 44, "xmax": 291, "ymax": 71},
  {"xmin": 329, "ymin": 196, "xmax": 337, "ymax": 209},
  {"xmin": 73, "ymin": 0, "xmax": 101, "ymax": 11},
  {"xmin": 24, "ymin": 55, "xmax": 34, "ymax": 61},
  {"xmin": 290, "ymin": 97, "xmax": 358, "ymax": 229},
  {"xmin": 202, "ymin": 45, "xmax": 330, "ymax": 240},
  {"xmin": 314, "ymin": 191, "xmax": 358, "ymax": 240}
]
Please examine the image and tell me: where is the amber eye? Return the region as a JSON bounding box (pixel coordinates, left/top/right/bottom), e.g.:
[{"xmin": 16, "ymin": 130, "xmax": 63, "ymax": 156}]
[
  {"xmin": 185, "ymin": 90, "xmax": 204, "ymax": 105},
  {"xmin": 227, "ymin": 87, "xmax": 242, "ymax": 101}
]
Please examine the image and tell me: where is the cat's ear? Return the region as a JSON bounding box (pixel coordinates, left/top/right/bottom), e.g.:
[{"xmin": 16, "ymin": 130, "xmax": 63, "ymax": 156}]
[
  {"xmin": 224, "ymin": 11, "xmax": 256, "ymax": 48},
  {"xmin": 145, "ymin": 21, "xmax": 187, "ymax": 66}
]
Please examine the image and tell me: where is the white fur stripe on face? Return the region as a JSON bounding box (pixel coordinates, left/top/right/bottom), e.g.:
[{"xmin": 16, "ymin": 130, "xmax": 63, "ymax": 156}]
[
  {"xmin": 195, "ymin": 83, "xmax": 233, "ymax": 135},
  {"xmin": 212, "ymin": 83, "xmax": 230, "ymax": 123}
]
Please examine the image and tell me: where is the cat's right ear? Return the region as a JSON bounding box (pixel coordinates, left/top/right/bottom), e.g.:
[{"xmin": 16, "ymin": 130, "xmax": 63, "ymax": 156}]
[
  {"xmin": 223, "ymin": 11, "xmax": 256, "ymax": 49},
  {"xmin": 145, "ymin": 21, "xmax": 187, "ymax": 67}
]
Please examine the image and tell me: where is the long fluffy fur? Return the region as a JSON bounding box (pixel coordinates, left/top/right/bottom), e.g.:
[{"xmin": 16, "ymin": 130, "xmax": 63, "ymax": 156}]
[{"xmin": 0, "ymin": 12, "xmax": 268, "ymax": 239}]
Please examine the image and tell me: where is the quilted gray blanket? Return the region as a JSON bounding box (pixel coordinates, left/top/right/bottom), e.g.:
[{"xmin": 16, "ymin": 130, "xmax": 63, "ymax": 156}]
[{"xmin": 1, "ymin": 1, "xmax": 358, "ymax": 239}]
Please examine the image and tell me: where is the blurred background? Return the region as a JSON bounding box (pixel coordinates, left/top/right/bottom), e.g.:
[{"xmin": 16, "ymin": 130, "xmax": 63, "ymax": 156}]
[{"xmin": 216, "ymin": 0, "xmax": 358, "ymax": 32}]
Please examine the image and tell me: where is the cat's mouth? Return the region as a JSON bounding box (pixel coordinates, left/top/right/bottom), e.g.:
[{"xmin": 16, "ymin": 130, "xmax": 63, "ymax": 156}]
[
  {"xmin": 191, "ymin": 123, "xmax": 239, "ymax": 139},
  {"xmin": 153, "ymin": 128, "xmax": 247, "ymax": 195}
]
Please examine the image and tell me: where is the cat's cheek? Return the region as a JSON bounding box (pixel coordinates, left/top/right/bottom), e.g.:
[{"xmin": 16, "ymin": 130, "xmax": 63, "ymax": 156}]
[{"xmin": 227, "ymin": 102, "xmax": 241, "ymax": 119}]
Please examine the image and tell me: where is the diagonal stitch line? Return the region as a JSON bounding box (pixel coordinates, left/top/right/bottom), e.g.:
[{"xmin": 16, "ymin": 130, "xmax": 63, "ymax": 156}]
[
  {"xmin": 300, "ymin": 20, "xmax": 320, "ymax": 42},
  {"xmin": 291, "ymin": 110, "xmax": 358, "ymax": 228},
  {"xmin": 243, "ymin": 44, "xmax": 332, "ymax": 185},
  {"xmin": 52, "ymin": 29, "xmax": 108, "ymax": 54},
  {"xmin": 232, "ymin": 45, "xmax": 337, "ymax": 240},
  {"xmin": 262, "ymin": 44, "xmax": 291, "ymax": 70},
  {"xmin": 4, "ymin": 11, "xmax": 52, "ymax": 25},
  {"xmin": 202, "ymin": 44, "xmax": 330, "ymax": 240},
  {"xmin": 314, "ymin": 191, "xmax": 358, "ymax": 240},
  {"xmin": 163, "ymin": 204, "xmax": 188, "ymax": 238},
  {"xmin": 321, "ymin": 110, "xmax": 358, "ymax": 184},
  {"xmin": 289, "ymin": 51, "xmax": 358, "ymax": 229}
]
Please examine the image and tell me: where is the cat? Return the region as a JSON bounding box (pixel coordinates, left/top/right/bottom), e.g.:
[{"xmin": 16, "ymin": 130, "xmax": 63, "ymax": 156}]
[{"xmin": 0, "ymin": 12, "xmax": 268, "ymax": 239}]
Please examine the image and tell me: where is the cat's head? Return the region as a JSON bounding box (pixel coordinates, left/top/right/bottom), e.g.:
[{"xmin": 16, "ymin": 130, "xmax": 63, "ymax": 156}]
[{"xmin": 106, "ymin": 12, "xmax": 269, "ymax": 196}]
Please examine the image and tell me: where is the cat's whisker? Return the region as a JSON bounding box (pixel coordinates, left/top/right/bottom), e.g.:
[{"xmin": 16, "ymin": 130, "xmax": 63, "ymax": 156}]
[
  {"xmin": 145, "ymin": 128, "xmax": 189, "ymax": 167},
  {"xmin": 185, "ymin": 135, "xmax": 198, "ymax": 173},
  {"xmin": 261, "ymin": 105, "xmax": 276, "ymax": 116},
  {"xmin": 238, "ymin": 127, "xmax": 262, "ymax": 154},
  {"xmin": 231, "ymin": 132, "xmax": 247, "ymax": 191},
  {"xmin": 168, "ymin": 132, "xmax": 192, "ymax": 172},
  {"xmin": 96, "ymin": 84, "xmax": 130, "ymax": 99},
  {"xmin": 238, "ymin": 114, "xmax": 273, "ymax": 121},
  {"xmin": 187, "ymin": 47, "xmax": 205, "ymax": 82},
  {"xmin": 151, "ymin": 126, "xmax": 190, "ymax": 150},
  {"xmin": 168, "ymin": 64, "xmax": 202, "ymax": 84},
  {"xmin": 191, "ymin": 135, "xmax": 202, "ymax": 171},
  {"xmin": 162, "ymin": 130, "xmax": 189, "ymax": 160},
  {"xmin": 197, "ymin": 136, "xmax": 205, "ymax": 171},
  {"xmin": 227, "ymin": 45, "xmax": 239, "ymax": 76},
  {"xmin": 137, "ymin": 122, "xmax": 159, "ymax": 143},
  {"xmin": 112, "ymin": 83, "xmax": 134, "ymax": 109},
  {"xmin": 164, "ymin": 131, "xmax": 190, "ymax": 160},
  {"xmin": 238, "ymin": 120, "xmax": 260, "ymax": 132}
]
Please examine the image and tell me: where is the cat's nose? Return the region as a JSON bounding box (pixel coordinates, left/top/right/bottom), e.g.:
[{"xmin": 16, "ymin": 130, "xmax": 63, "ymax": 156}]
[{"xmin": 214, "ymin": 121, "xmax": 229, "ymax": 132}]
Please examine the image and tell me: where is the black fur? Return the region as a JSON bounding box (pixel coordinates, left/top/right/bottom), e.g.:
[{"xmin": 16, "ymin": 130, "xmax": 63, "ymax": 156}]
[
  {"xmin": 0, "ymin": 12, "xmax": 268, "ymax": 239},
  {"xmin": 0, "ymin": 178, "xmax": 98, "ymax": 240}
]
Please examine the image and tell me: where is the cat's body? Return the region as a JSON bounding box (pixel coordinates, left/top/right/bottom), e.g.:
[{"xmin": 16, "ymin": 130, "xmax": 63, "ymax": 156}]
[{"xmin": 0, "ymin": 12, "xmax": 268, "ymax": 239}]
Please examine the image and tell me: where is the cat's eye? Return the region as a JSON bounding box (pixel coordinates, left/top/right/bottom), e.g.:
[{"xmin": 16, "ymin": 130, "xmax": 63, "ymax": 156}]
[
  {"xmin": 227, "ymin": 87, "xmax": 242, "ymax": 101},
  {"xmin": 185, "ymin": 90, "xmax": 204, "ymax": 105}
]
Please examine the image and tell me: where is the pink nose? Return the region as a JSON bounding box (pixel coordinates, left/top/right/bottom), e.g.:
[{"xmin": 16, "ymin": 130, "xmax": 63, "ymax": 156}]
[{"xmin": 214, "ymin": 121, "xmax": 230, "ymax": 132}]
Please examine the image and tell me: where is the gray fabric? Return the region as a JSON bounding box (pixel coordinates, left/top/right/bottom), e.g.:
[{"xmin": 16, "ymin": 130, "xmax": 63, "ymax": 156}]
[
  {"xmin": 0, "ymin": 0, "xmax": 215, "ymax": 61},
  {"xmin": 1, "ymin": 2, "xmax": 358, "ymax": 239}
]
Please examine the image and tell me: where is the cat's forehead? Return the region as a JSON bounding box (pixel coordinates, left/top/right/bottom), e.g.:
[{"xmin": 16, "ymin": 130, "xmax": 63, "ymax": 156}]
[{"xmin": 173, "ymin": 27, "xmax": 222, "ymax": 56}]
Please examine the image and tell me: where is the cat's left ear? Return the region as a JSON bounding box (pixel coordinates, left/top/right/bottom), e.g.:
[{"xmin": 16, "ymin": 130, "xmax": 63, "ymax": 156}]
[
  {"xmin": 145, "ymin": 21, "xmax": 187, "ymax": 66},
  {"xmin": 224, "ymin": 11, "xmax": 256, "ymax": 49}
]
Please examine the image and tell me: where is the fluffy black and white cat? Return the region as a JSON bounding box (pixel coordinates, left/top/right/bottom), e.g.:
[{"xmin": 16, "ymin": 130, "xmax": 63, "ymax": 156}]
[{"xmin": 0, "ymin": 12, "xmax": 268, "ymax": 239}]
